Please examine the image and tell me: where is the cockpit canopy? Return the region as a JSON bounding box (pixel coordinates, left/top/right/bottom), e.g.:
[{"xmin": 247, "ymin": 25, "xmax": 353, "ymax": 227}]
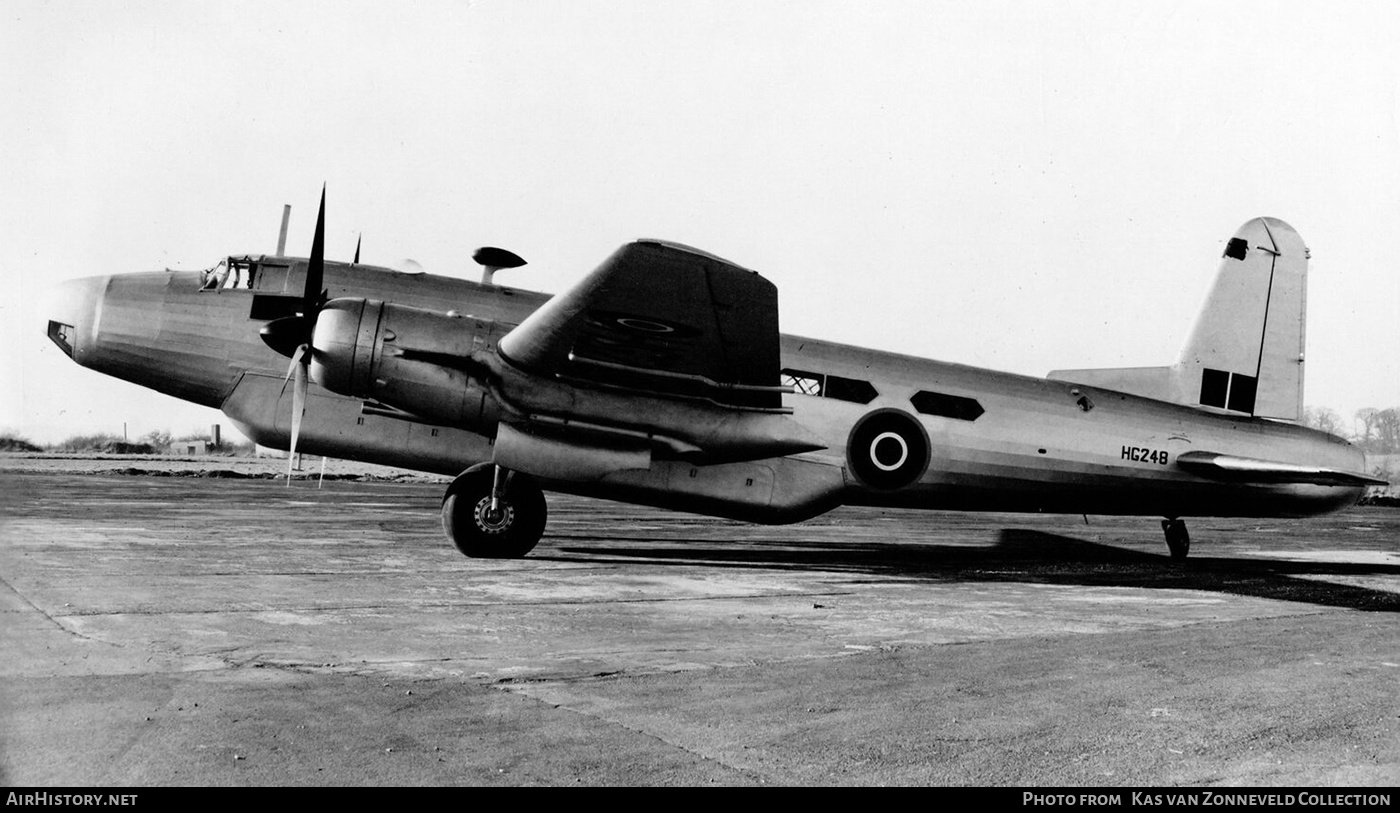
[{"xmin": 199, "ymin": 255, "xmax": 296, "ymax": 293}]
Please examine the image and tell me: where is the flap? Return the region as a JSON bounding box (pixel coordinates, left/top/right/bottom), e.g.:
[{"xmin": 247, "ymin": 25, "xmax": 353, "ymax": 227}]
[{"xmin": 497, "ymin": 240, "xmax": 786, "ymax": 409}]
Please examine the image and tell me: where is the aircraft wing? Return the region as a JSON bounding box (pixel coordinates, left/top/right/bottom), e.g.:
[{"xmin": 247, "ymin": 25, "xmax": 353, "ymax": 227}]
[
  {"xmin": 1176, "ymin": 451, "xmax": 1389, "ymax": 487},
  {"xmin": 496, "ymin": 240, "xmax": 786, "ymax": 409}
]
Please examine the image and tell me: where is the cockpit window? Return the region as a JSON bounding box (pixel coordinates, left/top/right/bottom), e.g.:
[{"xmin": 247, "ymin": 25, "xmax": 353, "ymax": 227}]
[{"xmin": 199, "ymin": 257, "xmax": 258, "ymax": 291}]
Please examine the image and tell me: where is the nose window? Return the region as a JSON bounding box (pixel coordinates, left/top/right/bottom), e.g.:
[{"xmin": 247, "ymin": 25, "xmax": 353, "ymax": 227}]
[{"xmin": 47, "ymin": 320, "xmax": 75, "ymax": 358}]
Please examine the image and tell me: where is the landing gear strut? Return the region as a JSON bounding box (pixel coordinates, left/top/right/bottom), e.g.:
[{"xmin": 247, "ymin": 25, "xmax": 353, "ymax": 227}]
[
  {"xmin": 442, "ymin": 464, "xmax": 547, "ymax": 558},
  {"xmin": 1161, "ymin": 518, "xmax": 1190, "ymax": 560}
]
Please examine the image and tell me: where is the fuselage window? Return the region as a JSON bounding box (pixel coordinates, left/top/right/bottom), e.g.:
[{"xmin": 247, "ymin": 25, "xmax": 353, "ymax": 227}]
[
  {"xmin": 781, "ymin": 368, "xmax": 879, "ymax": 404},
  {"xmin": 784, "ymin": 366, "xmax": 823, "ymax": 397},
  {"xmin": 823, "ymin": 375, "xmax": 879, "ymax": 404},
  {"xmin": 781, "ymin": 368, "xmax": 824, "ymax": 396},
  {"xmin": 910, "ymin": 390, "xmax": 985, "ymax": 421}
]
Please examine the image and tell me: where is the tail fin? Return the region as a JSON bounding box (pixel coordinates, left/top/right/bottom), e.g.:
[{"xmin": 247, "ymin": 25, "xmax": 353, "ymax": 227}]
[
  {"xmin": 1050, "ymin": 217, "xmax": 1308, "ymax": 421},
  {"xmin": 1176, "ymin": 217, "xmax": 1307, "ymax": 419}
]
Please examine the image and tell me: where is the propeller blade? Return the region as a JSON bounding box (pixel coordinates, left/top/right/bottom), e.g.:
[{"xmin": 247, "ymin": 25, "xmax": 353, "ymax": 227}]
[
  {"xmin": 304, "ymin": 184, "xmax": 327, "ymax": 315},
  {"xmin": 266, "ymin": 187, "xmax": 329, "ymax": 485},
  {"xmin": 260, "ymin": 187, "xmax": 329, "ymax": 359},
  {"xmin": 286, "ymin": 344, "xmax": 308, "ymax": 486},
  {"xmin": 283, "ymin": 343, "xmax": 307, "ymax": 383}
]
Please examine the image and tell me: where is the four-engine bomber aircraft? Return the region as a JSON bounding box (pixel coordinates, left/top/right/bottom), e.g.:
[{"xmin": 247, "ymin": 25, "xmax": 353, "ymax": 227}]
[{"xmin": 46, "ymin": 191, "xmax": 1384, "ymax": 559}]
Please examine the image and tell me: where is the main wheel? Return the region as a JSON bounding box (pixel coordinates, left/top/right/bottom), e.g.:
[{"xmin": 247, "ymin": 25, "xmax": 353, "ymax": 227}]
[
  {"xmin": 442, "ymin": 465, "xmax": 547, "ymax": 558},
  {"xmin": 1161, "ymin": 518, "xmax": 1190, "ymax": 560}
]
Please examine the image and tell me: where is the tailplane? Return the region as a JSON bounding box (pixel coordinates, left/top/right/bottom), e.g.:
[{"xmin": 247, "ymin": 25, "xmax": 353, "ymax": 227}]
[{"xmin": 1051, "ymin": 217, "xmax": 1307, "ymax": 421}]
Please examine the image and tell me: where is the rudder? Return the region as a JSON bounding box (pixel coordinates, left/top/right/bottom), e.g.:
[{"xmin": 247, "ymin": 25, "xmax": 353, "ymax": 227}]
[{"xmin": 1175, "ymin": 217, "xmax": 1306, "ymax": 420}]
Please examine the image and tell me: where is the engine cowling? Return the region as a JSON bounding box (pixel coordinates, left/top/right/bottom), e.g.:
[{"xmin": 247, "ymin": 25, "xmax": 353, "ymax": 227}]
[{"xmin": 309, "ymin": 297, "xmax": 501, "ymax": 430}]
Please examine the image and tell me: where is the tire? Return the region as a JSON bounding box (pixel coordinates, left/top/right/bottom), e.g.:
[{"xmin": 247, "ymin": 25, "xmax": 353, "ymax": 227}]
[
  {"xmin": 1161, "ymin": 519, "xmax": 1190, "ymax": 560},
  {"xmin": 442, "ymin": 466, "xmax": 547, "ymax": 558}
]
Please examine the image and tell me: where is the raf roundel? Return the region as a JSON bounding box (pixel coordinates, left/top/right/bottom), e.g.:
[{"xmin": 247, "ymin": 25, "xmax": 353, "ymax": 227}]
[
  {"xmin": 614, "ymin": 316, "xmax": 677, "ymax": 334},
  {"xmin": 847, "ymin": 409, "xmax": 930, "ymax": 490}
]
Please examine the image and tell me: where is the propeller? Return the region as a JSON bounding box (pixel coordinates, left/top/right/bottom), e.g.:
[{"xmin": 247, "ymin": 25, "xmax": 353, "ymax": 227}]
[
  {"xmin": 260, "ymin": 185, "xmax": 328, "ymax": 483},
  {"xmin": 283, "ymin": 345, "xmax": 309, "ymax": 483}
]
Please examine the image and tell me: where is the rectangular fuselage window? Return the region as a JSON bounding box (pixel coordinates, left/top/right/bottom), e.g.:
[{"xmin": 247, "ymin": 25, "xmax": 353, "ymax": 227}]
[
  {"xmin": 1226, "ymin": 374, "xmax": 1258, "ymax": 413},
  {"xmin": 781, "ymin": 369, "xmax": 824, "ymax": 396},
  {"xmin": 1199, "ymin": 368, "xmax": 1257, "ymax": 414},
  {"xmin": 1199, "ymin": 368, "xmax": 1230, "ymax": 408},
  {"xmin": 780, "ymin": 368, "xmax": 879, "ymax": 404}
]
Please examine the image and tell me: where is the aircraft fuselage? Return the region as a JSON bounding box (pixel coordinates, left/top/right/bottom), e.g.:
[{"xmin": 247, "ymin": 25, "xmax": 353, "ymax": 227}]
[{"xmin": 48, "ymin": 258, "xmax": 1366, "ymax": 529}]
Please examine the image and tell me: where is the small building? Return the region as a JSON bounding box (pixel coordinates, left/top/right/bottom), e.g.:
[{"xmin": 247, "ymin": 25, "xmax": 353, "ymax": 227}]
[{"xmin": 169, "ymin": 440, "xmax": 211, "ymax": 455}]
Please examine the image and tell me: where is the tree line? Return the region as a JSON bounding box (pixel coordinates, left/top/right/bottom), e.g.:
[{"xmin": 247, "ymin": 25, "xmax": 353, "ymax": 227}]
[
  {"xmin": 0, "ymin": 430, "xmax": 249, "ymax": 455},
  {"xmin": 1303, "ymin": 406, "xmax": 1400, "ymax": 454}
]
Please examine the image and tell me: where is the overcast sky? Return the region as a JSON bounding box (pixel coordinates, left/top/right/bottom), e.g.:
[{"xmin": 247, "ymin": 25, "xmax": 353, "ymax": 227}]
[{"xmin": 3, "ymin": 0, "xmax": 1397, "ymax": 444}]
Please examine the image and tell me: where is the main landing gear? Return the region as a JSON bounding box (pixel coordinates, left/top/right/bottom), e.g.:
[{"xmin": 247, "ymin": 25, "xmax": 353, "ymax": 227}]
[
  {"xmin": 1160, "ymin": 518, "xmax": 1190, "ymax": 560},
  {"xmin": 442, "ymin": 464, "xmax": 547, "ymax": 558}
]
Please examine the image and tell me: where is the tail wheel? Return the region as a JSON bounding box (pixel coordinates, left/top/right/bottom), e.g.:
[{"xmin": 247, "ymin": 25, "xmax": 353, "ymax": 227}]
[
  {"xmin": 1161, "ymin": 519, "xmax": 1190, "ymax": 560},
  {"xmin": 442, "ymin": 465, "xmax": 547, "ymax": 558}
]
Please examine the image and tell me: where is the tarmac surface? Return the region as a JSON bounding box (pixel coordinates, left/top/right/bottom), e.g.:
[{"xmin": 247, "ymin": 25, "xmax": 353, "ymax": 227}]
[{"xmin": 1, "ymin": 463, "xmax": 1397, "ymax": 786}]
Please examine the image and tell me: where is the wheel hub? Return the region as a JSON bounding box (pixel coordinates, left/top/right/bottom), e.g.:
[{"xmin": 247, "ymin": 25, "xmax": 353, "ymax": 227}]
[{"xmin": 473, "ymin": 497, "xmax": 515, "ymax": 534}]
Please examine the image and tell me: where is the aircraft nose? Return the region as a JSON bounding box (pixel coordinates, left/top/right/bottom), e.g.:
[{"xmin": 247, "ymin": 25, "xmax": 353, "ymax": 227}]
[{"xmin": 43, "ymin": 275, "xmax": 110, "ymax": 363}]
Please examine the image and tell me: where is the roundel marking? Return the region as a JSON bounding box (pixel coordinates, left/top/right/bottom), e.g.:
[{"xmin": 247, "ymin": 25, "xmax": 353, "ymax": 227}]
[
  {"xmin": 614, "ymin": 316, "xmax": 676, "ymax": 333},
  {"xmin": 847, "ymin": 409, "xmax": 930, "ymax": 490},
  {"xmin": 586, "ymin": 309, "xmax": 701, "ymax": 338},
  {"xmin": 869, "ymin": 431, "xmax": 909, "ymax": 471}
]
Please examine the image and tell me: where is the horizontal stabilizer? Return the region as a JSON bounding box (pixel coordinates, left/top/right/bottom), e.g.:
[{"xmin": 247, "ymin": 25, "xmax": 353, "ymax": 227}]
[{"xmin": 1176, "ymin": 451, "xmax": 1388, "ymax": 487}]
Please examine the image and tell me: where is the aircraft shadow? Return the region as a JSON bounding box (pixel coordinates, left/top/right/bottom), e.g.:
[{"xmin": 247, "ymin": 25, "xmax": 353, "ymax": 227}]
[{"xmin": 541, "ymin": 528, "xmax": 1400, "ymax": 614}]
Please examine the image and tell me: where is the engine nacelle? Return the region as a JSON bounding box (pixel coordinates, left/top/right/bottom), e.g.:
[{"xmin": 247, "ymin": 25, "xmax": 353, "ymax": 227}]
[{"xmin": 310, "ymin": 298, "xmax": 502, "ymax": 430}]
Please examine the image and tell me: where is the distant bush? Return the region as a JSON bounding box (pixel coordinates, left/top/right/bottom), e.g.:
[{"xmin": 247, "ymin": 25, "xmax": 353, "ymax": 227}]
[
  {"xmin": 50, "ymin": 433, "xmax": 154, "ymax": 454},
  {"xmin": 0, "ymin": 433, "xmax": 43, "ymax": 452},
  {"xmin": 142, "ymin": 430, "xmax": 173, "ymax": 449}
]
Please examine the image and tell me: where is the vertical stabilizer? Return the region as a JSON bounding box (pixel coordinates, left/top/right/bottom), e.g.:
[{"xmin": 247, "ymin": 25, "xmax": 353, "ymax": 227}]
[
  {"xmin": 1175, "ymin": 217, "xmax": 1307, "ymax": 420},
  {"xmin": 1048, "ymin": 217, "xmax": 1308, "ymax": 421}
]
